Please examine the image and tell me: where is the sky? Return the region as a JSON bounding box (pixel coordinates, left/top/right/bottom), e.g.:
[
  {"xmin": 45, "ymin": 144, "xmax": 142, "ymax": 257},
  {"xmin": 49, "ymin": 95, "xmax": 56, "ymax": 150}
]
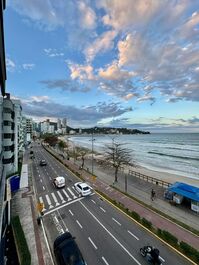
[{"xmin": 3, "ymin": 0, "xmax": 199, "ymax": 132}]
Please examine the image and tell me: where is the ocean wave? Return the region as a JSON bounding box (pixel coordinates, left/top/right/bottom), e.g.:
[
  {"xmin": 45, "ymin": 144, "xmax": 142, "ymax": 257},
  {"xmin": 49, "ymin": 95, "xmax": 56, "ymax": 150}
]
[{"xmin": 148, "ymin": 151, "xmax": 199, "ymax": 161}]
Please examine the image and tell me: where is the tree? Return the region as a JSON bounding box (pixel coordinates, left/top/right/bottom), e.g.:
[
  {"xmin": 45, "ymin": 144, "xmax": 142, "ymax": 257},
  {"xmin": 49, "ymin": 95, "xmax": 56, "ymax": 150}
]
[
  {"xmin": 75, "ymin": 146, "xmax": 89, "ymax": 169},
  {"xmin": 44, "ymin": 134, "xmax": 58, "ymax": 146},
  {"xmin": 58, "ymin": 140, "xmax": 67, "ymax": 150},
  {"xmin": 104, "ymin": 139, "xmax": 134, "ymax": 183}
]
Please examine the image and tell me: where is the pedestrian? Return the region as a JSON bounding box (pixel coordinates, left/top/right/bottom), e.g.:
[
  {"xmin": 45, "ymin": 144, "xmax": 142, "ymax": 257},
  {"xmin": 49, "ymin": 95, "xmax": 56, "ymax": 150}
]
[{"xmin": 151, "ymin": 189, "xmax": 156, "ymax": 201}]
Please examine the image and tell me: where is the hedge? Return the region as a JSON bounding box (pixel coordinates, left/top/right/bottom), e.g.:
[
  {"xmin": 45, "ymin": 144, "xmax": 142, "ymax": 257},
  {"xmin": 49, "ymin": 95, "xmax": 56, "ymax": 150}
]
[
  {"xmin": 180, "ymin": 241, "xmax": 199, "ymax": 264},
  {"xmin": 11, "ymin": 216, "xmax": 31, "ymax": 265},
  {"xmin": 157, "ymin": 229, "xmax": 178, "ymax": 247}
]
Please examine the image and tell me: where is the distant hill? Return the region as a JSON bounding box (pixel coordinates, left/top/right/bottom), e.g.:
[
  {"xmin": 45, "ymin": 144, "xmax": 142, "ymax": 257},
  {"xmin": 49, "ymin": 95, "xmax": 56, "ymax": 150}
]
[{"xmin": 67, "ymin": 126, "xmax": 150, "ymax": 135}]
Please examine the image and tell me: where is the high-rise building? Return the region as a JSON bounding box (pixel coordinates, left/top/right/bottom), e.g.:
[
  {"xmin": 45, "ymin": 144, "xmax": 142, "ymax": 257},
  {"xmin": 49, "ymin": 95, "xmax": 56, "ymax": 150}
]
[{"xmin": 57, "ymin": 118, "xmax": 61, "ymax": 130}]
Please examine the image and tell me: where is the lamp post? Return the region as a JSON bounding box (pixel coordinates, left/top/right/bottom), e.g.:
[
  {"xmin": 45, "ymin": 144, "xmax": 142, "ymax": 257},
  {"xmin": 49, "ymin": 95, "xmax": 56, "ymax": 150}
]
[{"xmin": 91, "ymin": 133, "xmax": 96, "ymax": 176}]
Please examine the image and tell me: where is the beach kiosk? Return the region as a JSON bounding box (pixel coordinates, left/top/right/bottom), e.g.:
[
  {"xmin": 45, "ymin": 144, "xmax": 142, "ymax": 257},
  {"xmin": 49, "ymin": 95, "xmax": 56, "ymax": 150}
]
[{"xmin": 166, "ymin": 182, "xmax": 199, "ymax": 212}]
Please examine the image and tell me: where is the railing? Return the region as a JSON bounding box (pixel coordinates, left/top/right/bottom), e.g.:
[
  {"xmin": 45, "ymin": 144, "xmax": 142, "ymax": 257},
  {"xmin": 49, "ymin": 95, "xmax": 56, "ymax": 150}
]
[{"xmin": 128, "ymin": 170, "xmax": 171, "ymax": 188}]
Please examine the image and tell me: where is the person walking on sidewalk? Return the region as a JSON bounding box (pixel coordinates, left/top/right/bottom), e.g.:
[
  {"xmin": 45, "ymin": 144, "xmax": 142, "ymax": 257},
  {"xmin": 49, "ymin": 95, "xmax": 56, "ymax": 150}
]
[{"xmin": 151, "ymin": 189, "xmax": 156, "ymax": 201}]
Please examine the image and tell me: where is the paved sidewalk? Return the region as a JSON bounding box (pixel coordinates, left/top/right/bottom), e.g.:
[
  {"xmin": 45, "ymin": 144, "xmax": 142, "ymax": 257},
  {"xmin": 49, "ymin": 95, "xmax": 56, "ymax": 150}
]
[{"xmin": 11, "ymin": 150, "xmax": 51, "ymax": 265}]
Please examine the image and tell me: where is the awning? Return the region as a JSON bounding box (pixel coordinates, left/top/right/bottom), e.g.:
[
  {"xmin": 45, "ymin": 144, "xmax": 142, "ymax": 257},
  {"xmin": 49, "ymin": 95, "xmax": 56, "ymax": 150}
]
[{"xmin": 168, "ymin": 182, "xmax": 199, "ymax": 202}]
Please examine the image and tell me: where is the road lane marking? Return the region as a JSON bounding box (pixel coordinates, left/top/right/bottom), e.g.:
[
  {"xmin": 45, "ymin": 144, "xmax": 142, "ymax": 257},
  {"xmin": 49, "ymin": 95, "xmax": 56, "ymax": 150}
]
[
  {"xmin": 100, "ymin": 207, "xmax": 106, "ymax": 212},
  {"xmin": 80, "ymin": 201, "xmax": 141, "ymax": 265},
  {"xmin": 112, "ymin": 218, "xmax": 121, "ymax": 226},
  {"xmin": 40, "ymin": 179, "xmax": 42, "ymax": 182},
  {"xmin": 57, "ymin": 191, "xmax": 66, "ymax": 203},
  {"xmin": 127, "ymin": 230, "xmax": 139, "ymax": 241},
  {"xmin": 88, "ymin": 237, "xmax": 97, "ymax": 249},
  {"xmin": 76, "ymin": 220, "xmax": 83, "ymax": 229},
  {"xmin": 51, "ymin": 192, "xmax": 60, "ymax": 207},
  {"xmin": 63, "ymin": 189, "xmax": 72, "ymax": 201},
  {"xmin": 91, "ymin": 199, "xmax": 96, "ymax": 204},
  {"xmin": 46, "ymin": 195, "xmax": 53, "ymax": 209},
  {"xmin": 43, "ymin": 186, "xmax": 45, "ymax": 190},
  {"xmin": 69, "ymin": 210, "xmax": 74, "ymax": 216},
  {"xmin": 102, "ymin": 256, "xmax": 109, "ymax": 265},
  {"xmin": 67, "ymin": 187, "xmax": 77, "ymax": 199},
  {"xmin": 43, "ymin": 197, "xmax": 84, "ymax": 216}
]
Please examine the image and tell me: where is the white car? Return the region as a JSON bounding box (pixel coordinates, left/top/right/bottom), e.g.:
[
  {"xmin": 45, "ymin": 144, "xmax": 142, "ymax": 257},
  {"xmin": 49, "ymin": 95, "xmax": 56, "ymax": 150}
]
[
  {"xmin": 53, "ymin": 176, "xmax": 65, "ymax": 188},
  {"xmin": 74, "ymin": 182, "xmax": 92, "ymax": 196}
]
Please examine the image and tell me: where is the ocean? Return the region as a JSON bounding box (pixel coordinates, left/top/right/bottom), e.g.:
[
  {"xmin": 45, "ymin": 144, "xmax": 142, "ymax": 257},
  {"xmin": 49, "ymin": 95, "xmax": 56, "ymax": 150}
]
[{"xmin": 66, "ymin": 133, "xmax": 199, "ymax": 180}]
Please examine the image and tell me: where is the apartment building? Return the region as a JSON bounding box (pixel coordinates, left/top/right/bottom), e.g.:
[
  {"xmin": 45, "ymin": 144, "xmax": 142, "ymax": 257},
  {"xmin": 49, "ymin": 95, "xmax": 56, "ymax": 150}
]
[{"xmin": 0, "ymin": 1, "xmax": 8, "ymax": 264}]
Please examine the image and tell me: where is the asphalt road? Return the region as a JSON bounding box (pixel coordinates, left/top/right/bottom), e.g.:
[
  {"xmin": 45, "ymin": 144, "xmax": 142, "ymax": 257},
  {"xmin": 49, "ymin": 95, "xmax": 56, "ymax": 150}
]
[{"xmin": 31, "ymin": 142, "xmax": 191, "ymax": 265}]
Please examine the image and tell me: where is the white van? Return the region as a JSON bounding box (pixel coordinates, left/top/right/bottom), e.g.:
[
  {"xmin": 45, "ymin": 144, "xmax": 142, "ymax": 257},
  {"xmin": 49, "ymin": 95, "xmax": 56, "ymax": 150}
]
[{"xmin": 53, "ymin": 176, "xmax": 65, "ymax": 188}]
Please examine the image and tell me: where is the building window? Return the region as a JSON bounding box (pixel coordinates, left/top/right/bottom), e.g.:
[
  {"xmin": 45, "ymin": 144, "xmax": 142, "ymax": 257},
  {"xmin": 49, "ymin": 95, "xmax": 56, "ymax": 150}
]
[
  {"xmin": 4, "ymin": 145, "xmax": 14, "ymax": 152},
  {"xmin": 3, "ymin": 108, "xmax": 12, "ymax": 113},
  {"xmin": 3, "ymin": 156, "xmax": 14, "ymax": 164},
  {"xmin": 3, "ymin": 121, "xmax": 12, "ymax": 126},
  {"xmin": 3, "ymin": 133, "xmax": 12, "ymax": 139}
]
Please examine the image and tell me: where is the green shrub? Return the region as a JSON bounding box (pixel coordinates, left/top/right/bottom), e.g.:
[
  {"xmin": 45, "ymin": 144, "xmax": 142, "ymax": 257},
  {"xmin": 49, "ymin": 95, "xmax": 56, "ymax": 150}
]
[
  {"xmin": 11, "ymin": 216, "xmax": 31, "ymax": 265},
  {"xmin": 180, "ymin": 241, "xmax": 199, "ymax": 263},
  {"xmin": 141, "ymin": 218, "xmax": 152, "ymax": 229},
  {"xmin": 131, "ymin": 211, "xmax": 141, "ymax": 222},
  {"xmin": 158, "ymin": 229, "xmax": 178, "ymax": 246}
]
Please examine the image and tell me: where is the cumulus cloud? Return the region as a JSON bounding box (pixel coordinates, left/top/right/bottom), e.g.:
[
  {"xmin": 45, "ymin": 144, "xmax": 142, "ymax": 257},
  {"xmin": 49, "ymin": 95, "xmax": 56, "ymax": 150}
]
[
  {"xmin": 98, "ymin": 63, "xmax": 136, "ymax": 81},
  {"xmin": 68, "ymin": 63, "xmax": 95, "ymax": 81},
  {"xmin": 84, "ymin": 30, "xmax": 117, "ymax": 62}
]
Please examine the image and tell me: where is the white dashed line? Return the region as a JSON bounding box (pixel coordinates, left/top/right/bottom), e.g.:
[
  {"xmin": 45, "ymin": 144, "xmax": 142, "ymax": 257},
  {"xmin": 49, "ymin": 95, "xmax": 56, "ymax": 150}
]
[
  {"xmin": 102, "ymin": 256, "xmax": 109, "ymax": 265},
  {"xmin": 127, "ymin": 230, "xmax": 139, "ymax": 241},
  {"xmin": 100, "ymin": 207, "xmax": 106, "ymax": 212},
  {"xmin": 76, "ymin": 220, "xmax": 83, "ymax": 229},
  {"xmin": 43, "ymin": 186, "xmax": 45, "ymax": 190},
  {"xmin": 69, "ymin": 210, "xmax": 74, "ymax": 216},
  {"xmin": 88, "ymin": 237, "xmax": 97, "ymax": 249},
  {"xmin": 91, "ymin": 199, "xmax": 96, "ymax": 204},
  {"xmin": 112, "ymin": 218, "xmax": 121, "ymax": 226}
]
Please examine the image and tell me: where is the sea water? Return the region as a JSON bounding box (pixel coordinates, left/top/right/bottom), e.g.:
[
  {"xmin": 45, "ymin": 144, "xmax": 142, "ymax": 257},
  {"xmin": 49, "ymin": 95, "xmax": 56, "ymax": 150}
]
[{"xmin": 66, "ymin": 133, "xmax": 199, "ymax": 180}]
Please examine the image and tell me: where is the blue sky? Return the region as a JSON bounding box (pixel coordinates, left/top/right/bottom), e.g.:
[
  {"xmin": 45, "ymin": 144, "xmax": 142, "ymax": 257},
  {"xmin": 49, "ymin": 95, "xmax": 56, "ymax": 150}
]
[{"xmin": 4, "ymin": 0, "xmax": 199, "ymax": 132}]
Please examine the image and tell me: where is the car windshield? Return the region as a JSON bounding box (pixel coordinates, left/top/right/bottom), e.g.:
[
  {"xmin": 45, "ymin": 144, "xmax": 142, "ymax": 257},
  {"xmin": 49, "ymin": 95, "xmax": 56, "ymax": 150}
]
[
  {"xmin": 83, "ymin": 186, "xmax": 89, "ymax": 191},
  {"xmin": 61, "ymin": 240, "xmax": 84, "ymax": 265}
]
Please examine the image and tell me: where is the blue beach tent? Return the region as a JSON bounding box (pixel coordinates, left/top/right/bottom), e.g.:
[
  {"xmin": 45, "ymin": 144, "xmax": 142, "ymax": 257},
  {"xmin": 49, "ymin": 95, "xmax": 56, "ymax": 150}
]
[{"xmin": 168, "ymin": 182, "xmax": 199, "ymax": 202}]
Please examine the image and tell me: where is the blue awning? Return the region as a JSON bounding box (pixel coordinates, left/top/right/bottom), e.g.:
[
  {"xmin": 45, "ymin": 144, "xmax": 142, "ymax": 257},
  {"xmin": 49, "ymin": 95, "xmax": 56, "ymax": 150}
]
[{"xmin": 168, "ymin": 182, "xmax": 199, "ymax": 202}]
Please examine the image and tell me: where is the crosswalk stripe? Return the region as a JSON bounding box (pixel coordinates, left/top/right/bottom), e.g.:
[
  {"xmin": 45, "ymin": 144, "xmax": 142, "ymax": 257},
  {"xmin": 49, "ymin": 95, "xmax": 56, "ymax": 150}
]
[
  {"xmin": 51, "ymin": 192, "xmax": 60, "ymax": 206},
  {"xmin": 57, "ymin": 191, "xmax": 66, "ymax": 203},
  {"xmin": 45, "ymin": 194, "xmax": 53, "ymax": 209},
  {"xmin": 39, "ymin": 197, "xmax": 46, "ymax": 211},
  {"xmin": 67, "ymin": 187, "xmax": 77, "ymax": 199},
  {"xmin": 62, "ymin": 189, "xmax": 72, "ymax": 201}
]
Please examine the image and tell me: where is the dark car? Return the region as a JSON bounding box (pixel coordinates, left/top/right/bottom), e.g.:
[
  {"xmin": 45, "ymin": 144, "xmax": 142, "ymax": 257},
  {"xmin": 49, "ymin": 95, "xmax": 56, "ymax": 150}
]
[
  {"xmin": 54, "ymin": 232, "xmax": 86, "ymax": 265},
  {"xmin": 40, "ymin": 160, "xmax": 47, "ymax": 166}
]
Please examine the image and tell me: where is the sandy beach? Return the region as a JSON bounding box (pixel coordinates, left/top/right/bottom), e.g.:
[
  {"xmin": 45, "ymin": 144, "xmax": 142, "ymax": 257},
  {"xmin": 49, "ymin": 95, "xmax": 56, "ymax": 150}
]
[{"xmin": 61, "ymin": 136, "xmax": 199, "ymax": 188}]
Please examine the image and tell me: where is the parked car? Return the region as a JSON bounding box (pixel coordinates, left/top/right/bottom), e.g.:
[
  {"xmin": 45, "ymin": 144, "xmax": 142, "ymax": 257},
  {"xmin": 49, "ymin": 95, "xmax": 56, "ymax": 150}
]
[
  {"xmin": 53, "ymin": 176, "xmax": 65, "ymax": 188},
  {"xmin": 74, "ymin": 182, "xmax": 92, "ymax": 196},
  {"xmin": 54, "ymin": 232, "xmax": 86, "ymax": 265},
  {"xmin": 40, "ymin": 160, "xmax": 47, "ymax": 166}
]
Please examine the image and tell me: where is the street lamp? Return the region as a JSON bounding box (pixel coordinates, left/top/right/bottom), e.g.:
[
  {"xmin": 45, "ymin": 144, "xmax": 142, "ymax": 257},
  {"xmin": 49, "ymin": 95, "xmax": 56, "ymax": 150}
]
[{"xmin": 91, "ymin": 132, "xmax": 96, "ymax": 175}]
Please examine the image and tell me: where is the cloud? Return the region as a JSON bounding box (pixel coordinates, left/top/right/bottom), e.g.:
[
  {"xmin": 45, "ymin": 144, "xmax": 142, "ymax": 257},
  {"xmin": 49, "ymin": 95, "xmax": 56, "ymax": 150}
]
[
  {"xmin": 22, "ymin": 63, "xmax": 35, "ymax": 70},
  {"xmin": 136, "ymin": 95, "xmax": 156, "ymax": 105},
  {"xmin": 20, "ymin": 97, "xmax": 132, "ymax": 126},
  {"xmin": 68, "ymin": 63, "xmax": 95, "ymax": 81},
  {"xmin": 40, "ymin": 79, "xmax": 90, "ymax": 93},
  {"xmin": 6, "ymin": 58, "xmax": 16, "ymax": 72},
  {"xmin": 78, "ymin": 1, "xmax": 96, "ymax": 29},
  {"xmin": 98, "ymin": 63, "xmax": 136, "ymax": 81},
  {"xmin": 84, "ymin": 30, "xmax": 117, "ymax": 62},
  {"xmin": 44, "ymin": 48, "xmax": 64, "ymax": 57}
]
